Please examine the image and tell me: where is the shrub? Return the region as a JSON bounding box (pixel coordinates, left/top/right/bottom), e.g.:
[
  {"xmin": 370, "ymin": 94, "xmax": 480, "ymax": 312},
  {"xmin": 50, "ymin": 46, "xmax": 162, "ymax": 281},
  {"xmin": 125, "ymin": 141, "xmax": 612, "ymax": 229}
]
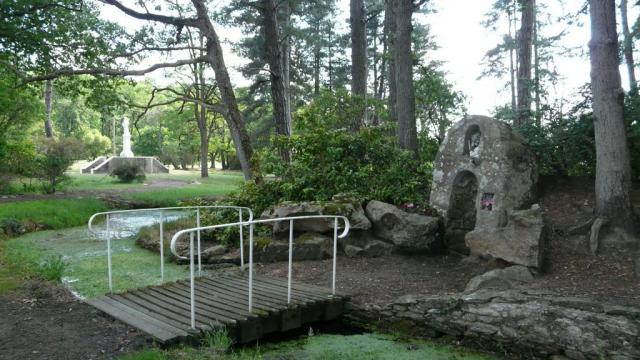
[
  {"xmin": 219, "ymin": 91, "xmax": 432, "ymax": 217},
  {"xmin": 0, "ymin": 218, "xmax": 25, "ymax": 238},
  {"xmin": 81, "ymin": 128, "xmax": 111, "ymax": 159},
  {"xmin": 36, "ymin": 137, "xmax": 84, "ymax": 193},
  {"xmin": 111, "ymin": 163, "xmax": 146, "ymax": 183}
]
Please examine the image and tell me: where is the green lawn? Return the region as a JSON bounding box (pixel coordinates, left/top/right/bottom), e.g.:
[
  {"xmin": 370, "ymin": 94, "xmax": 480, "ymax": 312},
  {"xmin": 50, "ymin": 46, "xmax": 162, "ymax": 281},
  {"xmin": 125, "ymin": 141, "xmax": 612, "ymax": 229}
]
[
  {"xmin": 66, "ymin": 169, "xmax": 244, "ymax": 193},
  {"xmin": 0, "ymin": 198, "xmax": 107, "ymax": 230}
]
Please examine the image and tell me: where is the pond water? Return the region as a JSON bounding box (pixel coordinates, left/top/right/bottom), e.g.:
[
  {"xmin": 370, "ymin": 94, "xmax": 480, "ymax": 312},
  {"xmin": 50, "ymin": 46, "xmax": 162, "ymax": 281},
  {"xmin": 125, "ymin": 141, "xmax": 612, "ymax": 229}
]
[
  {"xmin": 249, "ymin": 332, "xmax": 496, "ymax": 360},
  {"xmin": 89, "ymin": 210, "xmax": 190, "ymax": 239}
]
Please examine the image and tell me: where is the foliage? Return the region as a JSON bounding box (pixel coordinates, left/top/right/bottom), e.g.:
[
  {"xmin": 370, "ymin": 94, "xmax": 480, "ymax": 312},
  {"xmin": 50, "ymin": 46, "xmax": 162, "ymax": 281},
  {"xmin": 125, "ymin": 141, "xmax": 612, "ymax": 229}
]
[
  {"xmin": 227, "ymin": 91, "xmax": 431, "ymax": 216},
  {"xmin": 111, "ymin": 163, "xmax": 146, "ymax": 183},
  {"xmin": 414, "ymin": 62, "xmax": 467, "ymax": 143},
  {"xmin": 82, "ymin": 128, "xmax": 111, "ymax": 159},
  {"xmin": 493, "ymin": 85, "xmax": 596, "ymax": 177},
  {"xmin": 36, "ymin": 137, "xmax": 84, "ymax": 193}
]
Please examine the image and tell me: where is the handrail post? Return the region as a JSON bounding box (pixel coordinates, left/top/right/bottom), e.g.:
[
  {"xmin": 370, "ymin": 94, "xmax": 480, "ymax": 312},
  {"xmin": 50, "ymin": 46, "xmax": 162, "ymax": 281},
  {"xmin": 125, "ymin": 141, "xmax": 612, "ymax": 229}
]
[
  {"xmin": 159, "ymin": 210, "xmax": 164, "ymax": 283},
  {"xmin": 239, "ymin": 209, "xmax": 244, "ymax": 269},
  {"xmin": 107, "ymin": 214, "xmax": 112, "ymax": 293},
  {"xmin": 287, "ymin": 219, "xmax": 293, "ymax": 304},
  {"xmin": 189, "ymin": 232, "xmax": 196, "ymax": 329},
  {"xmin": 196, "ymin": 208, "xmax": 202, "ymax": 276},
  {"xmin": 332, "ymin": 217, "xmax": 338, "ymax": 295},
  {"xmin": 248, "ymin": 222, "xmax": 254, "ymax": 313}
]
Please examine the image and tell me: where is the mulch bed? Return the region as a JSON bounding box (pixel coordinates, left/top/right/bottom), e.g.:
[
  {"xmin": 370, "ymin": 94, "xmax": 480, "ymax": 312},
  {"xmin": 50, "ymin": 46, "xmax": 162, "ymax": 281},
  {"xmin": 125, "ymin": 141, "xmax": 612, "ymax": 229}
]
[{"xmin": 0, "ymin": 281, "xmax": 148, "ymax": 360}]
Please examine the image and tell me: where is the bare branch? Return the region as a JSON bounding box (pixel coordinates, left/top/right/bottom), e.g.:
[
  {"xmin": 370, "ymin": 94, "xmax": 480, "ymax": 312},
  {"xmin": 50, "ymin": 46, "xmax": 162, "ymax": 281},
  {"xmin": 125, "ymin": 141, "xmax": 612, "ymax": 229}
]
[
  {"xmin": 18, "ymin": 57, "xmax": 207, "ymax": 84},
  {"xmin": 107, "ymin": 46, "xmax": 206, "ymax": 59},
  {"xmin": 100, "ymin": 0, "xmax": 200, "ymax": 27}
]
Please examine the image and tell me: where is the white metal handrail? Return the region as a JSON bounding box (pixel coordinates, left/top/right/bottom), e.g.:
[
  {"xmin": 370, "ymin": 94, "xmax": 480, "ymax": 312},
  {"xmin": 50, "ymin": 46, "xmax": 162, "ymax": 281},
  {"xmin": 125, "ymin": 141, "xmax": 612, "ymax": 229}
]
[
  {"xmin": 87, "ymin": 205, "xmax": 253, "ymax": 293},
  {"xmin": 170, "ymin": 215, "xmax": 351, "ymax": 329}
]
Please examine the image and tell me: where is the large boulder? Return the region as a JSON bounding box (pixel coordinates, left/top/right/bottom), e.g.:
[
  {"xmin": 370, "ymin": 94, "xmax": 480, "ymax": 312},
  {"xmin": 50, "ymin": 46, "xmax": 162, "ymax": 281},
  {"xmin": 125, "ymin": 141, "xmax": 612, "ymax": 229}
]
[
  {"xmin": 465, "ymin": 204, "xmax": 544, "ymax": 268},
  {"xmin": 365, "ymin": 200, "xmax": 441, "ymax": 250},
  {"xmin": 261, "ymin": 195, "xmax": 371, "ymax": 234}
]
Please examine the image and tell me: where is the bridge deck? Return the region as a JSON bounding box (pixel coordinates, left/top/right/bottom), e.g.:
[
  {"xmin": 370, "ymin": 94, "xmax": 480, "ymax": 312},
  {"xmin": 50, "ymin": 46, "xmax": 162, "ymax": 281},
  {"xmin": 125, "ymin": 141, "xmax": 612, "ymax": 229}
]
[{"xmin": 86, "ymin": 272, "xmax": 346, "ymax": 344}]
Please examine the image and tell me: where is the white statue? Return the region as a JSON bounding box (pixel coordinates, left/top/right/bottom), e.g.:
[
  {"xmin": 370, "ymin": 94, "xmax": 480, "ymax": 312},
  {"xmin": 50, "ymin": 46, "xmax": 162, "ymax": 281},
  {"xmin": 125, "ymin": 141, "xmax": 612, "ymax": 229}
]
[{"xmin": 119, "ymin": 117, "xmax": 134, "ymax": 157}]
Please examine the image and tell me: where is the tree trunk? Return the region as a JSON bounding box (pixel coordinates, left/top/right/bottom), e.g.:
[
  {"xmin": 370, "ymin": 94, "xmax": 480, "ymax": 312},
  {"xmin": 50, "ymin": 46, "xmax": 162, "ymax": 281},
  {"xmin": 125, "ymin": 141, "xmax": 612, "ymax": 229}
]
[
  {"xmin": 533, "ymin": 0, "xmax": 541, "ymax": 126},
  {"xmin": 620, "ymin": 0, "xmax": 637, "ymax": 95},
  {"xmin": 44, "ymin": 80, "xmax": 54, "ymax": 138},
  {"xmin": 192, "ymin": 0, "xmax": 258, "ymax": 181},
  {"xmin": 194, "ymin": 55, "xmax": 209, "ymax": 178},
  {"xmin": 282, "ymin": 1, "xmax": 292, "ymax": 114},
  {"xmin": 509, "ymin": 2, "xmax": 517, "ymax": 113},
  {"xmin": 210, "ymin": 152, "xmax": 216, "ymax": 169},
  {"xmin": 589, "ymin": 0, "xmax": 637, "ymax": 233},
  {"xmin": 394, "ymin": 0, "xmax": 417, "ymax": 154},
  {"xmin": 350, "ymin": 0, "xmax": 367, "ymax": 131},
  {"xmin": 262, "ymin": 0, "xmax": 292, "ymax": 162},
  {"xmin": 516, "ymin": 0, "xmax": 534, "ymax": 127},
  {"xmin": 385, "ymin": 0, "xmax": 397, "ymax": 124}
]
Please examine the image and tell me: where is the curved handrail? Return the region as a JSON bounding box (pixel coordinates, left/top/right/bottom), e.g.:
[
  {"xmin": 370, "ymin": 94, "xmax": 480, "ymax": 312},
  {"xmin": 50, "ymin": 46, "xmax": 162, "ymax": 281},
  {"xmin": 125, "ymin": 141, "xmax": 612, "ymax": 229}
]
[
  {"xmin": 87, "ymin": 205, "xmax": 254, "ymax": 293},
  {"xmin": 170, "ymin": 215, "xmax": 351, "ymax": 329},
  {"xmin": 169, "ymin": 215, "xmax": 350, "ymax": 259},
  {"xmin": 87, "ymin": 205, "xmax": 254, "ymax": 234}
]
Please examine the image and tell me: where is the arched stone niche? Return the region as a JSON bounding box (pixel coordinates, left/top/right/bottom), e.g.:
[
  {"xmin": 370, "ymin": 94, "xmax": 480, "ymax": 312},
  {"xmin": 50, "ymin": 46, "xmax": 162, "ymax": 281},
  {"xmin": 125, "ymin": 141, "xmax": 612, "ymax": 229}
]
[
  {"xmin": 430, "ymin": 115, "xmax": 538, "ymax": 255},
  {"xmin": 463, "ymin": 124, "xmax": 481, "ymax": 156}
]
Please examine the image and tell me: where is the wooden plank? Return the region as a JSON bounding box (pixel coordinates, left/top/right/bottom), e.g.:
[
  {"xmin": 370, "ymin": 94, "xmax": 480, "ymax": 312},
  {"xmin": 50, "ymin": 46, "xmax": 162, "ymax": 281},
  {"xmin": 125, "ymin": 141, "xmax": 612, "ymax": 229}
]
[
  {"xmin": 198, "ymin": 278, "xmax": 298, "ymax": 308},
  {"xmin": 177, "ymin": 281, "xmax": 281, "ymax": 315},
  {"xmin": 216, "ymin": 275, "xmax": 326, "ymax": 303},
  {"xmin": 110, "ymin": 294, "xmax": 201, "ymax": 332},
  {"xmin": 125, "ymin": 290, "xmax": 226, "ymax": 328},
  {"xmin": 142, "ymin": 287, "xmax": 238, "ymax": 325},
  {"xmin": 187, "ymin": 279, "xmax": 280, "ymax": 313},
  {"xmin": 194, "ymin": 278, "xmax": 286, "ymax": 309},
  {"xmin": 220, "ymin": 273, "xmax": 332, "ymax": 300},
  {"xmin": 87, "ymin": 297, "xmax": 187, "ymax": 343},
  {"xmin": 250, "ymin": 274, "xmax": 342, "ymax": 298},
  {"xmin": 201, "ymin": 278, "xmax": 307, "ymax": 308},
  {"xmin": 162, "ymin": 283, "xmax": 258, "ymax": 319},
  {"xmin": 118, "ymin": 292, "xmax": 210, "ymax": 329}
]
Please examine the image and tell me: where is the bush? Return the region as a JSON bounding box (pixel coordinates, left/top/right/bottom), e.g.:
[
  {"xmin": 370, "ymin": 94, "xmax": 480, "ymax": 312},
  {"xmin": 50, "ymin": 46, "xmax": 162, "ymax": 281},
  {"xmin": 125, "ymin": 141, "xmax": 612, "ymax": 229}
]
[
  {"xmin": 0, "ymin": 218, "xmax": 25, "ymax": 238},
  {"xmin": 81, "ymin": 128, "xmax": 111, "ymax": 159},
  {"xmin": 111, "ymin": 163, "xmax": 146, "ymax": 183},
  {"xmin": 222, "ymin": 91, "xmax": 431, "ymax": 217},
  {"xmin": 36, "ymin": 137, "xmax": 84, "ymax": 193}
]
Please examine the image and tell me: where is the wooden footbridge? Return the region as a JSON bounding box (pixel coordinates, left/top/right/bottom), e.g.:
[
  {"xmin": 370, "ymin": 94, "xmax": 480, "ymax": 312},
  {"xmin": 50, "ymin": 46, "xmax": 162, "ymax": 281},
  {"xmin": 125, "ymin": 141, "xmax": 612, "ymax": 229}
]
[{"xmin": 86, "ymin": 207, "xmax": 350, "ymax": 344}]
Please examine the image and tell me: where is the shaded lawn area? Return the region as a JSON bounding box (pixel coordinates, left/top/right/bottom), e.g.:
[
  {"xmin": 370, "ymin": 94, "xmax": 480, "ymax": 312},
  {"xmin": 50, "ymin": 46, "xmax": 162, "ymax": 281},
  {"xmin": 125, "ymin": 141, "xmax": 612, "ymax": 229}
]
[
  {"xmin": 0, "ymin": 198, "xmax": 107, "ymax": 229},
  {"xmin": 1, "ymin": 227, "xmax": 189, "ymax": 298},
  {"xmin": 66, "ymin": 170, "xmax": 244, "ymax": 192}
]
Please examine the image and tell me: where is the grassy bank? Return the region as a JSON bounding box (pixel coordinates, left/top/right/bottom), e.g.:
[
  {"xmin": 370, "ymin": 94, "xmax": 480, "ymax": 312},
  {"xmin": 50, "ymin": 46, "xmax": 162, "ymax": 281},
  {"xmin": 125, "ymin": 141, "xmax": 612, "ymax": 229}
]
[{"xmin": 0, "ymin": 198, "xmax": 107, "ymax": 230}]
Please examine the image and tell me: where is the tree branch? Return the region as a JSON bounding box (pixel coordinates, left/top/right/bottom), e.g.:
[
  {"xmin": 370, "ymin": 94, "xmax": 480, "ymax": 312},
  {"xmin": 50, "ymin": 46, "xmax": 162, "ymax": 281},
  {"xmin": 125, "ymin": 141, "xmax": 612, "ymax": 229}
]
[
  {"xmin": 100, "ymin": 0, "xmax": 200, "ymax": 27},
  {"xmin": 107, "ymin": 46, "xmax": 206, "ymax": 59},
  {"xmin": 18, "ymin": 57, "xmax": 207, "ymax": 84}
]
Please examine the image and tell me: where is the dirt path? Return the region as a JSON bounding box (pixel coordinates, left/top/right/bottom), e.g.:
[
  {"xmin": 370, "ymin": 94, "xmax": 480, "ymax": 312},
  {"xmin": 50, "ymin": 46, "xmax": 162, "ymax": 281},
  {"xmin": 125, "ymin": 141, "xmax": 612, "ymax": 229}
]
[
  {"xmin": 0, "ymin": 282, "xmax": 148, "ymax": 360},
  {"xmin": 0, "ymin": 179, "xmax": 187, "ymax": 204}
]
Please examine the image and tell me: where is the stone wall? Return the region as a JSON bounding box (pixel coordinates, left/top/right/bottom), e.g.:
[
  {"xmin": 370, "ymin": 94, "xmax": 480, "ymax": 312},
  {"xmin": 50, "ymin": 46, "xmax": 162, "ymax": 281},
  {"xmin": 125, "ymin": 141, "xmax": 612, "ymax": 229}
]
[{"xmin": 346, "ymin": 290, "xmax": 640, "ymax": 360}]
